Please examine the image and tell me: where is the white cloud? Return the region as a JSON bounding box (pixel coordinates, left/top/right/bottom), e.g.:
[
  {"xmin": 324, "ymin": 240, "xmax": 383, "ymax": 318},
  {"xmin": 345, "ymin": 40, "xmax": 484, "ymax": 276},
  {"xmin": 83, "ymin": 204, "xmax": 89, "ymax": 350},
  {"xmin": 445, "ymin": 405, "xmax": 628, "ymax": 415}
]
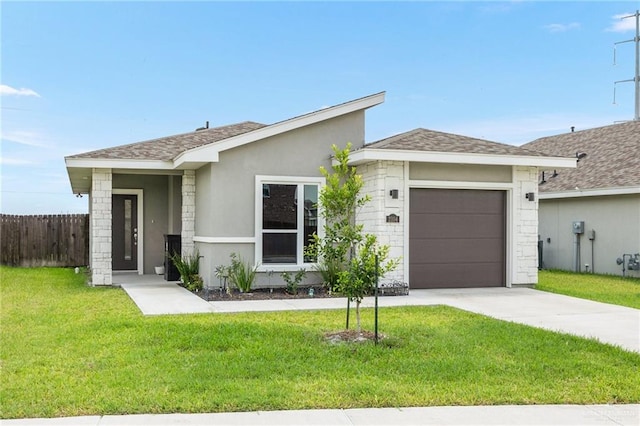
[
  {"xmin": 0, "ymin": 157, "xmax": 35, "ymax": 166},
  {"xmin": 606, "ymin": 13, "xmax": 637, "ymax": 32},
  {"xmin": 0, "ymin": 84, "xmax": 41, "ymax": 97},
  {"xmin": 1, "ymin": 130, "xmax": 50, "ymax": 148},
  {"xmin": 544, "ymin": 22, "xmax": 580, "ymax": 33}
]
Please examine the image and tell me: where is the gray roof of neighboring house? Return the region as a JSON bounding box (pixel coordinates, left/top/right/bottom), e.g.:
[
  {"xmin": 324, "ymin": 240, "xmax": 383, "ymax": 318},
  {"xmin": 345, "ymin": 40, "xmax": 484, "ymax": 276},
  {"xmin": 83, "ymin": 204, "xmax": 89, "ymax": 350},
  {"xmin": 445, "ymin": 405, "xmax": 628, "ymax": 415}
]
[
  {"xmin": 365, "ymin": 128, "xmax": 549, "ymax": 157},
  {"xmin": 521, "ymin": 120, "xmax": 640, "ymax": 192},
  {"xmin": 66, "ymin": 121, "xmax": 266, "ymax": 161}
]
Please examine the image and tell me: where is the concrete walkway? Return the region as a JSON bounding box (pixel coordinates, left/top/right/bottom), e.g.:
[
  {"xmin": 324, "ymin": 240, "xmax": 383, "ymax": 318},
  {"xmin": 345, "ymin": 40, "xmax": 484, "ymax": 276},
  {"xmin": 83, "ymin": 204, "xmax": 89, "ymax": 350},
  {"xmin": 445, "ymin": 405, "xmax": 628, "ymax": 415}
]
[
  {"xmin": 119, "ymin": 275, "xmax": 640, "ymax": 354},
  {"xmin": 4, "ymin": 404, "xmax": 639, "ymax": 425}
]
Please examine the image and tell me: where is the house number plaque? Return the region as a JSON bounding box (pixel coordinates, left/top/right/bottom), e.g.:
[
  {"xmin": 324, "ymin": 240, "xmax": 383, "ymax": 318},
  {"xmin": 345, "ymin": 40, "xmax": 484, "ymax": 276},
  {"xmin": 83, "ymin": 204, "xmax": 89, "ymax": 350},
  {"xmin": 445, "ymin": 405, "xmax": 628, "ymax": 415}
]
[{"xmin": 386, "ymin": 214, "xmax": 400, "ymax": 223}]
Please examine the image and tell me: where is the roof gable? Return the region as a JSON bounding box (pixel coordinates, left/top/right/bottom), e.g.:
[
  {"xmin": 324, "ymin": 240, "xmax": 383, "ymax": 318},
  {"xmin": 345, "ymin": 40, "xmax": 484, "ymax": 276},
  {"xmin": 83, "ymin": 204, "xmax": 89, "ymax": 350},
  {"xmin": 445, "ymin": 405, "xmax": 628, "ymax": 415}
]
[
  {"xmin": 66, "ymin": 121, "xmax": 266, "ymax": 161},
  {"xmin": 173, "ymin": 92, "xmax": 385, "ymax": 168},
  {"xmin": 522, "ymin": 120, "xmax": 640, "ymax": 192},
  {"xmin": 347, "ymin": 128, "xmax": 576, "ymax": 169},
  {"xmin": 65, "ymin": 92, "xmax": 385, "ymax": 170},
  {"xmin": 365, "ymin": 128, "xmax": 548, "ymax": 157}
]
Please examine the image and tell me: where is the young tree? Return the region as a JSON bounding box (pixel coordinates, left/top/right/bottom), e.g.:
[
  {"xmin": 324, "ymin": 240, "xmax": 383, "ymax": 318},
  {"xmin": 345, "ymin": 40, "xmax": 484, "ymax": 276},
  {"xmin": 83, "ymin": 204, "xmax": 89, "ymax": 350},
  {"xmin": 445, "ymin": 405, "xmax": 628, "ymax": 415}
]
[
  {"xmin": 306, "ymin": 143, "xmax": 369, "ymax": 290},
  {"xmin": 308, "ymin": 143, "xmax": 399, "ymax": 333},
  {"xmin": 337, "ymin": 235, "xmax": 399, "ymax": 332}
]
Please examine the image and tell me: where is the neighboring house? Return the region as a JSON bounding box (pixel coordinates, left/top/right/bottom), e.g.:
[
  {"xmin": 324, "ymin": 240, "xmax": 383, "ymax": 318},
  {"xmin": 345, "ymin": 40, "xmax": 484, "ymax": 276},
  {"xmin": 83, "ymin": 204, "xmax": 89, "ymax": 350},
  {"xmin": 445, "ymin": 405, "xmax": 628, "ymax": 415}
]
[
  {"xmin": 65, "ymin": 92, "xmax": 575, "ymax": 289},
  {"xmin": 522, "ymin": 121, "xmax": 640, "ymax": 277}
]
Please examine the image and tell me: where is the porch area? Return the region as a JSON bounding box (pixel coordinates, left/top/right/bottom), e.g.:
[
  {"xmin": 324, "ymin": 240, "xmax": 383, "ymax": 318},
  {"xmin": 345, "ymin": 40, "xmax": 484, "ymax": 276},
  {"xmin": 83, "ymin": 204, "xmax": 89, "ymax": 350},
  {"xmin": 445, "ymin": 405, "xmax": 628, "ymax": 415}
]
[{"xmin": 87, "ymin": 168, "xmax": 196, "ymax": 286}]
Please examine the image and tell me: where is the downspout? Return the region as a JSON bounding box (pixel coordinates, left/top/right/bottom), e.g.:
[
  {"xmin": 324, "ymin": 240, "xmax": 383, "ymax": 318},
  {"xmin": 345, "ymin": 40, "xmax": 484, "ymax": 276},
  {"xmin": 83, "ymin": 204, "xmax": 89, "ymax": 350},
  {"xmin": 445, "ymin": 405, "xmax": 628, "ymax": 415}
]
[{"xmin": 573, "ymin": 233, "xmax": 581, "ymax": 272}]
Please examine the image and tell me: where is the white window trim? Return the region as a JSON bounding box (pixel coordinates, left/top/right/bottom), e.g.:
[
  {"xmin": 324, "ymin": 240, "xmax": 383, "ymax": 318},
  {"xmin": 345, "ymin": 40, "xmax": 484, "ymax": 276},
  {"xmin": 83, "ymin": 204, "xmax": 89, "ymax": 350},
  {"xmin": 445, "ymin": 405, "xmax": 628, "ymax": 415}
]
[
  {"xmin": 255, "ymin": 175, "xmax": 325, "ymax": 271},
  {"xmin": 193, "ymin": 236, "xmax": 256, "ymax": 244}
]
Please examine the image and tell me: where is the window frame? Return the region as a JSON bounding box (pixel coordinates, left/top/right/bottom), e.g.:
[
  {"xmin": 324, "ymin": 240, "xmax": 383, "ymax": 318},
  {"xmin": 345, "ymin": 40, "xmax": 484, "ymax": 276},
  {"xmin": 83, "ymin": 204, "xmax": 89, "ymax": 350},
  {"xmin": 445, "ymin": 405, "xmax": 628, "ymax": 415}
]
[{"xmin": 255, "ymin": 175, "xmax": 325, "ymax": 271}]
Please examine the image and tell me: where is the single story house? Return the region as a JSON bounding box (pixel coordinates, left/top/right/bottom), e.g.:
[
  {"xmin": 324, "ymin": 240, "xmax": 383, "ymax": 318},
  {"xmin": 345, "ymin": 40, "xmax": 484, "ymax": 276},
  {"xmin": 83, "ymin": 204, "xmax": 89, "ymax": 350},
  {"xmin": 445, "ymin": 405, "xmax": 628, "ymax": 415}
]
[
  {"xmin": 522, "ymin": 121, "xmax": 640, "ymax": 277},
  {"xmin": 65, "ymin": 92, "xmax": 576, "ymax": 289}
]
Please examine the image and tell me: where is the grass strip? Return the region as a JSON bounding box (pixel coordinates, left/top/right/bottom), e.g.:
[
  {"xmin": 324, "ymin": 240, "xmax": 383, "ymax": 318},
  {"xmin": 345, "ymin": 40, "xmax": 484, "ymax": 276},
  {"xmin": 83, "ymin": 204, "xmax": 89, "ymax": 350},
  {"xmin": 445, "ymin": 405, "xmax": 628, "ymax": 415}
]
[
  {"xmin": 537, "ymin": 270, "xmax": 640, "ymax": 309},
  {"xmin": 1, "ymin": 266, "xmax": 639, "ymax": 419}
]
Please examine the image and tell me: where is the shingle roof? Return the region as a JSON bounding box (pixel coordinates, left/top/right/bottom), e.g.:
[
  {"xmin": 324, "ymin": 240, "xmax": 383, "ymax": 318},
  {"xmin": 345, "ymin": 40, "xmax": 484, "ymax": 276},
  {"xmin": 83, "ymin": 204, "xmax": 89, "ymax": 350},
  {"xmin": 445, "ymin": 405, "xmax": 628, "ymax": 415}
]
[
  {"xmin": 364, "ymin": 128, "xmax": 549, "ymax": 157},
  {"xmin": 67, "ymin": 121, "xmax": 266, "ymax": 161},
  {"xmin": 521, "ymin": 120, "xmax": 640, "ymax": 192}
]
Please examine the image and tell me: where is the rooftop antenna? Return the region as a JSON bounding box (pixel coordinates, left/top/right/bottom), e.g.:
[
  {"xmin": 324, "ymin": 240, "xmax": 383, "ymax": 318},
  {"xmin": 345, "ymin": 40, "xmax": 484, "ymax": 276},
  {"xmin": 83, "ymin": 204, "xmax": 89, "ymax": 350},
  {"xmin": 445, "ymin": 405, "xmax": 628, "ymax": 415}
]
[{"xmin": 612, "ymin": 10, "xmax": 640, "ymax": 120}]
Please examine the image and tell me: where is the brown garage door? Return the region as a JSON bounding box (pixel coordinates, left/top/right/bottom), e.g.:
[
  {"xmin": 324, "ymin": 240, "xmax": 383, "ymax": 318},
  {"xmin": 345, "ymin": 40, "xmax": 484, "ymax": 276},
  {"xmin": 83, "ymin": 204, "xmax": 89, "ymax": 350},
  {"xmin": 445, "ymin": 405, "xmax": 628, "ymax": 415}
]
[{"xmin": 409, "ymin": 188, "xmax": 505, "ymax": 288}]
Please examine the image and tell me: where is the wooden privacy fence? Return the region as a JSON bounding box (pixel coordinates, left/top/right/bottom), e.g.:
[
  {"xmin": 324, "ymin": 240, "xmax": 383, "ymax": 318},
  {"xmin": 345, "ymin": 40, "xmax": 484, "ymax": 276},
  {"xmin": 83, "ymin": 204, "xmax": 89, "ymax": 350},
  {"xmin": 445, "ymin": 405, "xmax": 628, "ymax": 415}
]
[{"xmin": 1, "ymin": 214, "xmax": 89, "ymax": 267}]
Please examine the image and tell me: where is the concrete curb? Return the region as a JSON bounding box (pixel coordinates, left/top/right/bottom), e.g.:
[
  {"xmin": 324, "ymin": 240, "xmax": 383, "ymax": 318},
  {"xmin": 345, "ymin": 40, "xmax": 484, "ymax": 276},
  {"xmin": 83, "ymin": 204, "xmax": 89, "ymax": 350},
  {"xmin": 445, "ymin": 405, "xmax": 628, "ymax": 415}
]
[{"xmin": 3, "ymin": 404, "xmax": 639, "ymax": 426}]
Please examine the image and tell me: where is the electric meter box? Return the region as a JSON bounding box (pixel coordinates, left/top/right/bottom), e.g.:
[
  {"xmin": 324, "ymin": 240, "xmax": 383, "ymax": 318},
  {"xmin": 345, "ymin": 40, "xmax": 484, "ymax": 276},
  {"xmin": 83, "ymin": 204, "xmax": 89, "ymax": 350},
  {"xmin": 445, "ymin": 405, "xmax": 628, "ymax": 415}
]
[{"xmin": 572, "ymin": 221, "xmax": 585, "ymax": 234}]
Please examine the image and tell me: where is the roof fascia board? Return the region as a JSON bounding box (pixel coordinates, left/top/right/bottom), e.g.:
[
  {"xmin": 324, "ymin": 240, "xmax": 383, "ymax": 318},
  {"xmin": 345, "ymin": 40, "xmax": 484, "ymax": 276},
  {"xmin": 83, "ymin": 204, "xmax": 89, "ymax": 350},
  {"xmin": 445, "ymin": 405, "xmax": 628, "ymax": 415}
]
[
  {"xmin": 539, "ymin": 186, "xmax": 640, "ymax": 199},
  {"xmin": 174, "ymin": 92, "xmax": 386, "ymax": 168},
  {"xmin": 348, "ymin": 148, "xmax": 577, "ymax": 168},
  {"xmin": 65, "ymin": 158, "xmax": 175, "ymax": 170}
]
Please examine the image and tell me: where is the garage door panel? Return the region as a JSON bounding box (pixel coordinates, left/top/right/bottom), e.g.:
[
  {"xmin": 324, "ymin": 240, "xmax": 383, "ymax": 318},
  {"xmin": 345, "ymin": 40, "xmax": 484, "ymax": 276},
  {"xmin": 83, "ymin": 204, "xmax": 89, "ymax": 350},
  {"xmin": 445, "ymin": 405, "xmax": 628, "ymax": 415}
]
[
  {"xmin": 410, "ymin": 190, "xmax": 504, "ymax": 214},
  {"xmin": 409, "ymin": 263, "xmax": 504, "ymax": 288},
  {"xmin": 410, "ymin": 238, "xmax": 504, "ymax": 263},
  {"xmin": 409, "ymin": 213, "xmax": 504, "ymax": 239},
  {"xmin": 409, "ymin": 188, "xmax": 505, "ymax": 289}
]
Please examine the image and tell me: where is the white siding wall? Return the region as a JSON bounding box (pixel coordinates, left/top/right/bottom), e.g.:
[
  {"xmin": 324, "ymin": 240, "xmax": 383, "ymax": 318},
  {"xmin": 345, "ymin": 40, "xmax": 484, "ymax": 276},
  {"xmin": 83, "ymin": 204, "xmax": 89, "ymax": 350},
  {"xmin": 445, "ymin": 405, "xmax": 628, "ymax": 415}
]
[{"xmin": 539, "ymin": 194, "xmax": 640, "ymax": 276}]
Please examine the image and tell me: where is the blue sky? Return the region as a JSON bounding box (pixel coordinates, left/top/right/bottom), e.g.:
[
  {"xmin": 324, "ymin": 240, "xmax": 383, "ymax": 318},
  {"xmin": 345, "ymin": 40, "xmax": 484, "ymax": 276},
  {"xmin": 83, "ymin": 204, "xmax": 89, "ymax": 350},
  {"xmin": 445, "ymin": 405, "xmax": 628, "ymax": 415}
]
[{"xmin": 1, "ymin": 1, "xmax": 639, "ymax": 214}]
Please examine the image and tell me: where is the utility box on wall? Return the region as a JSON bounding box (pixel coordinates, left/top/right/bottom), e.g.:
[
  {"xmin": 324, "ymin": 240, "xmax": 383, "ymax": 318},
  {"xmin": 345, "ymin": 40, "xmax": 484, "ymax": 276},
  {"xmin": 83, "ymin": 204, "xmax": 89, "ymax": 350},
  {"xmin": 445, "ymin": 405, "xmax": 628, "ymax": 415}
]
[{"xmin": 572, "ymin": 221, "xmax": 584, "ymax": 234}]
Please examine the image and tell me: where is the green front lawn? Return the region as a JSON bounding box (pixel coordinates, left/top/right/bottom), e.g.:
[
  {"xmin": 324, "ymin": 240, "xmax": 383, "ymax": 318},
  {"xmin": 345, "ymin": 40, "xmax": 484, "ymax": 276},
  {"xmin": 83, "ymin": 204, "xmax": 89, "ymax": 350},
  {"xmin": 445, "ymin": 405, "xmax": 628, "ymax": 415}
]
[
  {"xmin": 1, "ymin": 266, "xmax": 639, "ymax": 419},
  {"xmin": 537, "ymin": 270, "xmax": 640, "ymax": 309}
]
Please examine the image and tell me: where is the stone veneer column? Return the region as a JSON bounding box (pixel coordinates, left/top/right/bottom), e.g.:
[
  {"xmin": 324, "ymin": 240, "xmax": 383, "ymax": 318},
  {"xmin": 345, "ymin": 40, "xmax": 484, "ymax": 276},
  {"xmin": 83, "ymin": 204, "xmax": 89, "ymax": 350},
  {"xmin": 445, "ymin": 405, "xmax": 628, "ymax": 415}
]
[
  {"xmin": 181, "ymin": 170, "xmax": 196, "ymax": 256},
  {"xmin": 512, "ymin": 166, "xmax": 539, "ymax": 285},
  {"xmin": 90, "ymin": 168, "xmax": 112, "ymax": 286},
  {"xmin": 356, "ymin": 160, "xmax": 405, "ymax": 282}
]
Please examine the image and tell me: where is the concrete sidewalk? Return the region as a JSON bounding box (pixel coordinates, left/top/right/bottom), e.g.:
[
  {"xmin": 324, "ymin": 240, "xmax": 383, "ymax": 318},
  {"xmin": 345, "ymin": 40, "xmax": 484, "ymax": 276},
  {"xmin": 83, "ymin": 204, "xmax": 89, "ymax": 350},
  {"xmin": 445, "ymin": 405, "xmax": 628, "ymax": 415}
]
[{"xmin": 4, "ymin": 404, "xmax": 639, "ymax": 425}]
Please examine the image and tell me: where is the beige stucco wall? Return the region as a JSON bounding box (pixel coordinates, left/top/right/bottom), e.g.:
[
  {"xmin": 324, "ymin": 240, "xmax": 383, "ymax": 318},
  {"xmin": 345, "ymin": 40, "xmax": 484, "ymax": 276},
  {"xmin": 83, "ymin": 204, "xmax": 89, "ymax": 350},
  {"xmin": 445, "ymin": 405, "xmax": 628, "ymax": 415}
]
[
  {"xmin": 168, "ymin": 175, "xmax": 182, "ymax": 234},
  {"xmin": 539, "ymin": 194, "xmax": 640, "ymax": 276},
  {"xmin": 194, "ymin": 110, "xmax": 365, "ymax": 288},
  {"xmin": 409, "ymin": 163, "xmax": 512, "ymax": 182}
]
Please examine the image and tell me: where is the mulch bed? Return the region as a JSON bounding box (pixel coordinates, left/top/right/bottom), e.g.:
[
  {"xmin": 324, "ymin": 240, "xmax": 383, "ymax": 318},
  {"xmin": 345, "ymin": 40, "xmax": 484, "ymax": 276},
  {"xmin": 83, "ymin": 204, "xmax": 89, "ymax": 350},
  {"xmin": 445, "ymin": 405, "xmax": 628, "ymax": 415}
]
[
  {"xmin": 193, "ymin": 286, "xmax": 339, "ymax": 302},
  {"xmin": 190, "ymin": 286, "xmax": 388, "ymax": 344},
  {"xmin": 324, "ymin": 329, "xmax": 386, "ymax": 343}
]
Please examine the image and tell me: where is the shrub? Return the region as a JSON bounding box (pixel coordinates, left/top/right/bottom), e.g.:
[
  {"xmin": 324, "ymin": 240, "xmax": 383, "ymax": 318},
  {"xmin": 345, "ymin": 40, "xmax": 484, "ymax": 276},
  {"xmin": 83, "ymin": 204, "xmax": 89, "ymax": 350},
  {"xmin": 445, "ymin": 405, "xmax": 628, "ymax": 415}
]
[
  {"xmin": 171, "ymin": 251, "xmax": 203, "ymax": 292},
  {"xmin": 281, "ymin": 269, "xmax": 306, "ymax": 295},
  {"xmin": 228, "ymin": 253, "xmax": 258, "ymax": 293},
  {"xmin": 314, "ymin": 259, "xmax": 342, "ymax": 292}
]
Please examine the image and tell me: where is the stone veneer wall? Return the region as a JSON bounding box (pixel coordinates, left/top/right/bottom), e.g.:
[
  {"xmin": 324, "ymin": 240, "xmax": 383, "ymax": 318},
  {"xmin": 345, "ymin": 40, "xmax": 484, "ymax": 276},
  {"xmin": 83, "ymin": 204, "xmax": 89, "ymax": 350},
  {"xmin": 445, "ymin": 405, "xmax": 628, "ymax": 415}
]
[
  {"xmin": 356, "ymin": 160, "xmax": 405, "ymax": 282},
  {"xmin": 181, "ymin": 170, "xmax": 196, "ymax": 256},
  {"xmin": 90, "ymin": 168, "xmax": 112, "ymax": 286},
  {"xmin": 512, "ymin": 166, "xmax": 539, "ymax": 285}
]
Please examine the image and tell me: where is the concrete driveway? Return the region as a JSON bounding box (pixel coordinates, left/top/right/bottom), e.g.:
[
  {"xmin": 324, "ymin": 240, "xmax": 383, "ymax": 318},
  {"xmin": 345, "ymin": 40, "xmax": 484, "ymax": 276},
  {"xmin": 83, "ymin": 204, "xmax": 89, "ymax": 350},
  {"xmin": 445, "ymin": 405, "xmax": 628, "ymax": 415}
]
[{"xmin": 390, "ymin": 288, "xmax": 640, "ymax": 354}]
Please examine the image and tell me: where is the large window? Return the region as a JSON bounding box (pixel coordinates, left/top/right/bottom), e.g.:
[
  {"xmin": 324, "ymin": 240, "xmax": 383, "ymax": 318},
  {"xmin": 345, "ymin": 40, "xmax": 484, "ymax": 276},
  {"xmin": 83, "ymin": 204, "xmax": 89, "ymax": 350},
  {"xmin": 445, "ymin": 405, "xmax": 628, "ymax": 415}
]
[{"xmin": 256, "ymin": 176, "xmax": 323, "ymax": 268}]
